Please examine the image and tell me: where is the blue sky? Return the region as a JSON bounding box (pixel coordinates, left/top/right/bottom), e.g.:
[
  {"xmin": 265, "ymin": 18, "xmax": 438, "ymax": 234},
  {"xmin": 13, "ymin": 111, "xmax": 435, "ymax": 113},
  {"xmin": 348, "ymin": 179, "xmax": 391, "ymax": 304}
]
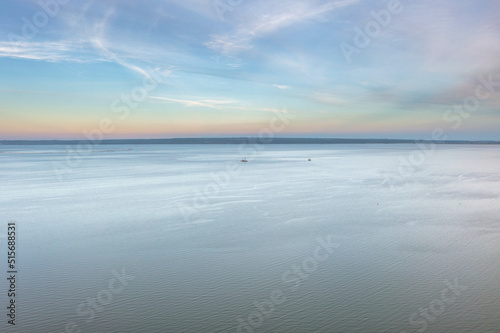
[{"xmin": 0, "ymin": 0, "xmax": 499, "ymax": 140}]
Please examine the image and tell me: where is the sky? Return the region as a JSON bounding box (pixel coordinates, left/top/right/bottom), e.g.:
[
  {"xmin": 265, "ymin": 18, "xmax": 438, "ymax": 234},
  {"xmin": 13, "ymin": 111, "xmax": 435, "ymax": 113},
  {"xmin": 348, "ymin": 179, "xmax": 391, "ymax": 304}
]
[{"xmin": 0, "ymin": 0, "xmax": 499, "ymax": 140}]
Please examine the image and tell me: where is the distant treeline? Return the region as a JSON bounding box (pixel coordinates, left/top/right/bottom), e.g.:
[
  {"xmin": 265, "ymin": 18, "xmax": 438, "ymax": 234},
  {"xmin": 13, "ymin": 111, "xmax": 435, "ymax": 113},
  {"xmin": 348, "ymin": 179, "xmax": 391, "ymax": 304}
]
[{"xmin": 1, "ymin": 138, "xmax": 500, "ymax": 145}]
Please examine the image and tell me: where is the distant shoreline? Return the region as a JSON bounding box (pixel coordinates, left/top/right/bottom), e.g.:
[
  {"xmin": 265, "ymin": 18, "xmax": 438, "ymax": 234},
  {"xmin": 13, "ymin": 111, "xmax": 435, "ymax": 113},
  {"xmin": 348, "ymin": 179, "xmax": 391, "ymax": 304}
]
[{"xmin": 1, "ymin": 138, "xmax": 500, "ymax": 145}]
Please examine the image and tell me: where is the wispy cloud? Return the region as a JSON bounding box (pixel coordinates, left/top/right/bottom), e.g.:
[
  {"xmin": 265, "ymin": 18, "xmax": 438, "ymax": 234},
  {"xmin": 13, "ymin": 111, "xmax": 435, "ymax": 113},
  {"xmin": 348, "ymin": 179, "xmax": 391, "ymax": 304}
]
[
  {"xmin": 90, "ymin": 8, "xmax": 157, "ymax": 78},
  {"xmin": 273, "ymin": 84, "xmax": 291, "ymax": 90},
  {"xmin": 150, "ymin": 96, "xmax": 236, "ymax": 109},
  {"xmin": 205, "ymin": 0, "xmax": 359, "ymax": 55},
  {"xmin": 0, "ymin": 4, "xmax": 174, "ymax": 79},
  {"xmin": 150, "ymin": 95, "xmax": 284, "ymax": 113},
  {"xmin": 0, "ymin": 41, "xmax": 96, "ymax": 62}
]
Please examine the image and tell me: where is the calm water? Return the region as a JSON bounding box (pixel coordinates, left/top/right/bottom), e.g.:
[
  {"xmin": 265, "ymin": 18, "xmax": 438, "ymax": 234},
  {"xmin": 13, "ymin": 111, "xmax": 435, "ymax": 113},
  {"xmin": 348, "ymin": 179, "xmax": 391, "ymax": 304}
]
[{"xmin": 1, "ymin": 144, "xmax": 499, "ymax": 332}]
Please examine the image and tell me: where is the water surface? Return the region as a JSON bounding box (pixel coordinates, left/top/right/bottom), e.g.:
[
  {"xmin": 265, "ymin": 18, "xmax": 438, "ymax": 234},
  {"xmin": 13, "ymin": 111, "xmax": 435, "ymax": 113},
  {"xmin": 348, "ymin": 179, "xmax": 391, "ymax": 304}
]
[{"xmin": 1, "ymin": 144, "xmax": 499, "ymax": 332}]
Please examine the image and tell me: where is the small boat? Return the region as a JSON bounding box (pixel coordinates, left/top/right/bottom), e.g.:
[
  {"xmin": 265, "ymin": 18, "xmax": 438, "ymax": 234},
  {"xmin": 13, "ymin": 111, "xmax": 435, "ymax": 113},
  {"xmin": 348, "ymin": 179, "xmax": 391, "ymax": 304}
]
[{"xmin": 241, "ymin": 159, "xmax": 248, "ymax": 162}]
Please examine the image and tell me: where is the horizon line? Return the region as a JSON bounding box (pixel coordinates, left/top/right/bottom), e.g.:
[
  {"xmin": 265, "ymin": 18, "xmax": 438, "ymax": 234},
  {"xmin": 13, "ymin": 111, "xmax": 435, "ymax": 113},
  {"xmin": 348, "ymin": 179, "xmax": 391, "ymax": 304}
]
[{"xmin": 1, "ymin": 137, "xmax": 500, "ymax": 145}]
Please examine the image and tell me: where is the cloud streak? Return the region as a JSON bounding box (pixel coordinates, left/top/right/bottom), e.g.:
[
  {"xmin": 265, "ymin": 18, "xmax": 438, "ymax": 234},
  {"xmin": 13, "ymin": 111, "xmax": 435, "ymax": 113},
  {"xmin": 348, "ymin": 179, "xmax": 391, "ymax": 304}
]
[
  {"xmin": 150, "ymin": 96, "xmax": 236, "ymax": 109},
  {"xmin": 0, "ymin": 41, "xmax": 97, "ymax": 62},
  {"xmin": 205, "ymin": 0, "xmax": 359, "ymax": 55},
  {"xmin": 150, "ymin": 96, "xmax": 284, "ymax": 113}
]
